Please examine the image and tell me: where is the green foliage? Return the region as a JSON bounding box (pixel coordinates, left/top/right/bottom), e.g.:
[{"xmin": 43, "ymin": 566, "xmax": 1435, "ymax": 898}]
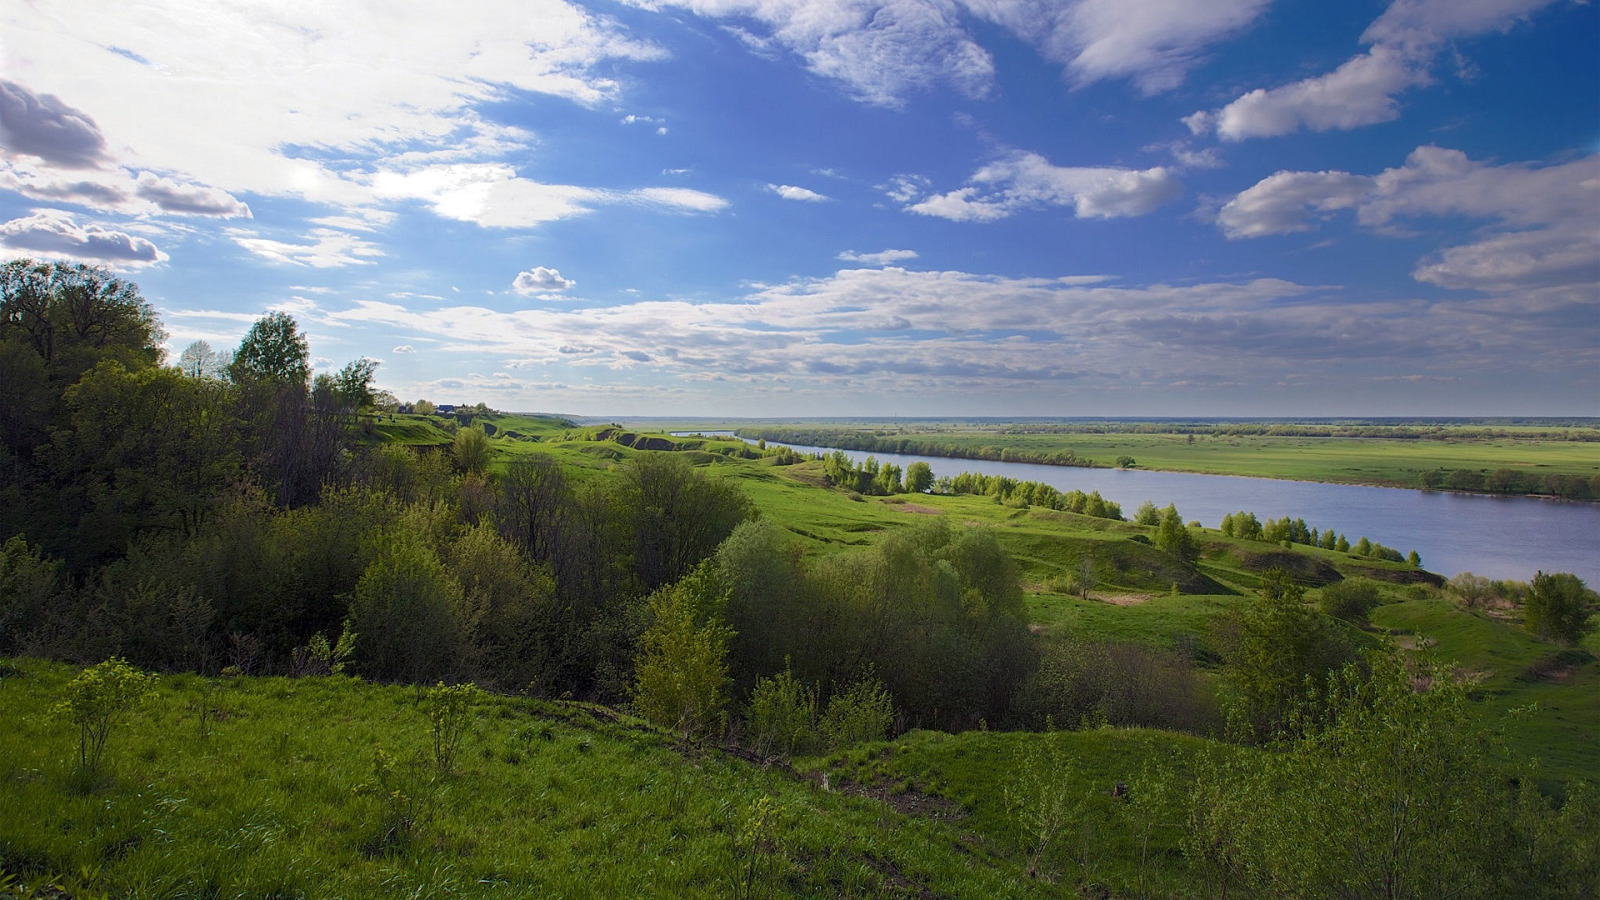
[
  {"xmin": 452, "ymin": 426, "xmax": 492, "ymax": 474},
  {"xmin": 52, "ymin": 658, "xmax": 154, "ymax": 776},
  {"xmin": 1153, "ymin": 504, "xmax": 1196, "ymax": 565},
  {"xmin": 1133, "ymin": 500, "xmax": 1160, "ymax": 526},
  {"xmin": 331, "ymin": 357, "xmax": 379, "ymax": 412},
  {"xmin": 1188, "ymin": 653, "xmax": 1600, "ymax": 899},
  {"xmin": 352, "ymin": 747, "xmax": 438, "ymax": 855},
  {"xmin": 423, "ymin": 682, "xmax": 480, "ymax": 774},
  {"xmin": 349, "ymin": 530, "xmax": 467, "ymax": 683},
  {"xmin": 228, "ymin": 311, "xmax": 309, "ymax": 385},
  {"xmin": 1220, "ymin": 570, "xmax": 1353, "ymax": 743},
  {"xmin": 633, "ymin": 564, "xmax": 734, "ymax": 741},
  {"xmin": 745, "ymin": 667, "xmax": 818, "ymax": 759},
  {"xmin": 1316, "ymin": 576, "xmax": 1384, "ymax": 625},
  {"xmin": 729, "ymin": 796, "xmax": 787, "ymax": 900},
  {"xmin": 0, "ymin": 535, "xmax": 60, "ymax": 653},
  {"xmin": 904, "ymin": 460, "xmax": 933, "ymax": 493},
  {"xmin": 819, "ymin": 678, "xmax": 894, "ymax": 750},
  {"xmin": 1004, "ymin": 731, "xmax": 1089, "ymax": 880},
  {"xmin": 1525, "ymin": 571, "xmax": 1596, "ymax": 645}
]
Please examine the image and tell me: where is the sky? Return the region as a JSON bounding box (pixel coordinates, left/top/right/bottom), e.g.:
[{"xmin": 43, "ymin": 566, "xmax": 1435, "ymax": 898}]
[{"xmin": 2, "ymin": 0, "xmax": 1597, "ymax": 417}]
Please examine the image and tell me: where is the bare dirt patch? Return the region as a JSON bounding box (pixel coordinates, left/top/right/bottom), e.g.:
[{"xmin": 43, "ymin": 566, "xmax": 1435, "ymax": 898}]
[
  {"xmin": 1096, "ymin": 593, "xmax": 1153, "ymax": 607},
  {"xmin": 893, "ymin": 503, "xmax": 942, "ymax": 515}
]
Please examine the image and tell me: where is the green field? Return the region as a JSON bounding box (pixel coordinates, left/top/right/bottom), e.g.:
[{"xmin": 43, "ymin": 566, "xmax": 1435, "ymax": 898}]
[{"xmin": 702, "ymin": 420, "xmax": 1600, "ymax": 496}]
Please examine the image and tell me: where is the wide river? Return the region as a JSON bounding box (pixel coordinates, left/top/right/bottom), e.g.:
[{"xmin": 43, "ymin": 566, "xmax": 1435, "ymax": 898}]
[{"xmin": 728, "ymin": 437, "xmax": 1600, "ymax": 585}]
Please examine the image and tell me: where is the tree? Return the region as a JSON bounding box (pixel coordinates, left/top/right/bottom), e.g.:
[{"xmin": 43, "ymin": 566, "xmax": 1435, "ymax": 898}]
[
  {"xmin": 1154, "ymin": 504, "xmax": 1197, "ymax": 564},
  {"xmin": 0, "ymin": 258, "xmax": 165, "ymax": 380},
  {"xmin": 414, "ymin": 399, "xmax": 436, "ymax": 416},
  {"xmin": 1524, "ymin": 571, "xmax": 1595, "ymax": 645},
  {"xmin": 452, "ymin": 426, "xmax": 492, "ymax": 474},
  {"xmin": 330, "ymin": 357, "xmax": 379, "ymax": 412},
  {"xmin": 633, "ymin": 563, "xmax": 733, "ymax": 741},
  {"xmin": 229, "ymin": 311, "xmax": 310, "ymax": 385},
  {"xmin": 1221, "ymin": 569, "xmax": 1353, "ymax": 743},
  {"xmin": 176, "ymin": 340, "xmax": 227, "ymax": 380},
  {"xmin": 1135, "ymin": 500, "xmax": 1161, "ymax": 526},
  {"xmin": 904, "ymin": 460, "xmax": 933, "ymax": 493}
]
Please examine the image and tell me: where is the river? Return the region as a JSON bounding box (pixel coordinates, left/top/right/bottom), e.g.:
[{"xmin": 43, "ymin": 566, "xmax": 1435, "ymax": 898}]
[{"xmin": 709, "ymin": 436, "xmax": 1600, "ymax": 585}]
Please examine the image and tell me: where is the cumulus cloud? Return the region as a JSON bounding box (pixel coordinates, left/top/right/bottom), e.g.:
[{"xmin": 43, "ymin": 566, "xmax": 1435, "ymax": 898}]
[
  {"xmin": 1219, "ymin": 146, "xmax": 1600, "ymax": 297},
  {"xmin": 513, "ymin": 266, "xmax": 577, "ymax": 294},
  {"xmin": 134, "ymin": 172, "xmax": 251, "ymax": 217},
  {"xmin": 838, "ymin": 249, "xmax": 920, "ymax": 265},
  {"xmin": 393, "ymin": 345, "xmax": 416, "ymax": 354},
  {"xmin": 1189, "ymin": 0, "xmax": 1564, "ymax": 140},
  {"xmin": 0, "ymin": 80, "xmax": 108, "ymax": 168},
  {"xmin": 0, "ymin": 209, "xmax": 166, "ymax": 266},
  {"xmin": 768, "ymin": 183, "xmax": 830, "ymax": 202},
  {"xmin": 907, "ymin": 151, "xmax": 1181, "ymax": 221},
  {"xmin": 229, "ymin": 227, "xmax": 383, "ymax": 268}
]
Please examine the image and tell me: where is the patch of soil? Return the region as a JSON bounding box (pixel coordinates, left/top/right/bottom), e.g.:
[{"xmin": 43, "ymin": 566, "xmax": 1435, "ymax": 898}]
[
  {"xmin": 893, "ymin": 502, "xmax": 942, "ymax": 515},
  {"xmin": 820, "ymin": 773, "xmax": 967, "ymax": 824},
  {"xmin": 1095, "ymin": 593, "xmax": 1152, "ymax": 606}
]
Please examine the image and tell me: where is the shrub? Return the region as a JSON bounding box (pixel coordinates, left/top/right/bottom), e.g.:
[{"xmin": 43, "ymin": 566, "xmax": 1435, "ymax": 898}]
[
  {"xmin": 820, "ymin": 679, "xmax": 894, "ymax": 750},
  {"xmin": 1318, "ymin": 578, "xmax": 1383, "ymax": 625},
  {"xmin": 53, "ymin": 658, "xmax": 154, "ymax": 776},
  {"xmin": 633, "ymin": 565, "xmax": 733, "ymax": 741},
  {"xmin": 424, "ymin": 681, "xmax": 480, "ymax": 773},
  {"xmin": 746, "ymin": 667, "xmax": 818, "ymax": 759}
]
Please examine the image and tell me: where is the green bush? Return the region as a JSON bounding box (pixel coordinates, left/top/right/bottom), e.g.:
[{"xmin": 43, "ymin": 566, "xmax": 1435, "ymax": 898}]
[
  {"xmin": 820, "ymin": 679, "xmax": 894, "ymax": 751},
  {"xmin": 745, "ymin": 667, "xmax": 818, "ymax": 759},
  {"xmin": 423, "ymin": 681, "xmax": 480, "ymax": 774},
  {"xmin": 1317, "ymin": 578, "xmax": 1383, "ymax": 625},
  {"xmin": 52, "ymin": 658, "xmax": 154, "ymax": 777},
  {"xmin": 1525, "ymin": 571, "xmax": 1596, "ymax": 645}
]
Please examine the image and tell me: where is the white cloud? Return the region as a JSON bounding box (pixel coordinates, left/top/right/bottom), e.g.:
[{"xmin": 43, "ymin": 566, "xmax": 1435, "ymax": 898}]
[
  {"xmin": 1217, "ymin": 170, "xmax": 1373, "ymax": 238},
  {"xmin": 838, "ymin": 249, "xmax": 920, "ymax": 265},
  {"xmin": 513, "ymin": 266, "xmax": 577, "ymax": 294},
  {"xmin": 5, "ymin": 1, "xmax": 665, "ymax": 208},
  {"xmin": 1213, "ymin": 46, "xmax": 1425, "ymax": 140},
  {"xmin": 393, "ymin": 345, "xmax": 416, "ymax": 354},
  {"xmin": 768, "ymin": 183, "xmax": 831, "ymax": 202},
  {"xmin": 229, "ymin": 227, "xmax": 384, "ymax": 268},
  {"xmin": 644, "ymin": 1, "xmax": 1271, "ymax": 103},
  {"xmin": 0, "ymin": 209, "xmax": 167, "ymax": 267},
  {"xmin": 966, "ymin": 0, "xmax": 1272, "ymax": 93},
  {"xmin": 1218, "ymin": 146, "xmax": 1600, "ymax": 296},
  {"xmin": 625, "ymin": 187, "xmax": 730, "ymax": 213},
  {"xmin": 907, "ymin": 151, "xmax": 1181, "ymax": 221},
  {"xmin": 1189, "ymin": 0, "xmax": 1565, "ymax": 140}
]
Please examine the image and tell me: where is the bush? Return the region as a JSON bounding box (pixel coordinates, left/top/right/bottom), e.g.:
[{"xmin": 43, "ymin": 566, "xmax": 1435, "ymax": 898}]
[
  {"xmin": 423, "ymin": 681, "xmax": 480, "ymax": 774},
  {"xmin": 1318, "ymin": 578, "xmax": 1383, "ymax": 625},
  {"xmin": 53, "ymin": 657, "xmax": 154, "ymax": 776},
  {"xmin": 746, "ymin": 667, "xmax": 818, "ymax": 759},
  {"xmin": 820, "ymin": 679, "xmax": 894, "ymax": 750}
]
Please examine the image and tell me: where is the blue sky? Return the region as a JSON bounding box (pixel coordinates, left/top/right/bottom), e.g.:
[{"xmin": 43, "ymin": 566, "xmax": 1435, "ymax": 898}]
[{"xmin": 2, "ymin": 0, "xmax": 1596, "ymax": 416}]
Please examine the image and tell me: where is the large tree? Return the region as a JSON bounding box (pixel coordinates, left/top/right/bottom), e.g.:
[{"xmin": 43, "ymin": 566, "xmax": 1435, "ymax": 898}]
[{"xmin": 229, "ymin": 311, "xmax": 310, "ymax": 385}]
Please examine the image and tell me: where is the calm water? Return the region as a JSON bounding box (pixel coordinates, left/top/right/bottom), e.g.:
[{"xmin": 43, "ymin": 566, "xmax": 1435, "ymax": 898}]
[{"xmin": 728, "ymin": 437, "xmax": 1600, "ymax": 585}]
